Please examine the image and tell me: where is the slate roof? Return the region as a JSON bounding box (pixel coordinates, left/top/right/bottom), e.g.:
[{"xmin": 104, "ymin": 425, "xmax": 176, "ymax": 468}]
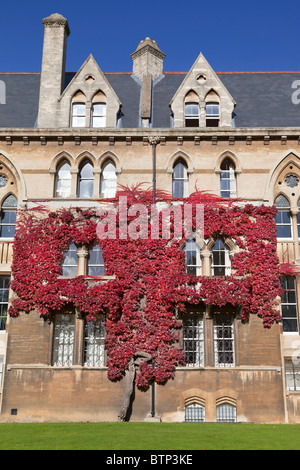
[{"xmin": 0, "ymin": 71, "xmax": 300, "ymax": 129}]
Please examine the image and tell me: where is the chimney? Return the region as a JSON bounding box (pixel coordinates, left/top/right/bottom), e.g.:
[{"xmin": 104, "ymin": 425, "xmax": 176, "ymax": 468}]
[
  {"xmin": 131, "ymin": 37, "xmax": 165, "ymax": 81},
  {"xmin": 37, "ymin": 13, "xmax": 70, "ymax": 128},
  {"xmin": 131, "ymin": 38, "xmax": 165, "ymax": 127}
]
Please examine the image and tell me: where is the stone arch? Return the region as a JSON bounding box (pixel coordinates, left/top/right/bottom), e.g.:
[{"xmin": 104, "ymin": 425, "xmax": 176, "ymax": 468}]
[
  {"xmin": 214, "ymin": 150, "xmax": 242, "ymax": 174},
  {"xmin": 98, "ymin": 151, "xmax": 122, "ymax": 174},
  {"xmin": 0, "ymin": 152, "xmax": 26, "ymax": 202},
  {"xmin": 265, "ymin": 151, "xmax": 300, "ymax": 204},
  {"xmin": 49, "ymin": 151, "xmax": 75, "ymax": 172},
  {"xmin": 75, "ymin": 151, "xmax": 97, "ymax": 167},
  {"xmin": 166, "ymin": 151, "xmax": 194, "ymax": 174}
]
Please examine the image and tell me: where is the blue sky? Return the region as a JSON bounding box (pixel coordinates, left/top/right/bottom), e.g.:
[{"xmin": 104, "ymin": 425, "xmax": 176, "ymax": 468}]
[{"xmin": 1, "ymin": 0, "xmax": 299, "ymax": 73}]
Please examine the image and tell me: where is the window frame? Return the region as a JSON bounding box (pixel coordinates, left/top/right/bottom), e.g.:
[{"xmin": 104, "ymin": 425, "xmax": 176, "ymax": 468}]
[
  {"xmin": 0, "ymin": 275, "xmax": 10, "ymax": 331},
  {"xmin": 55, "ymin": 160, "xmax": 71, "ymax": 199},
  {"xmin": 100, "ymin": 160, "xmax": 117, "ymax": 199},
  {"xmin": 220, "ymin": 158, "xmax": 237, "ymax": 198},
  {"xmin": 77, "ymin": 160, "xmax": 94, "ymax": 199},
  {"xmin": 61, "ymin": 243, "xmax": 78, "ymax": 277},
  {"xmin": 71, "ymin": 102, "xmax": 86, "ymax": 128},
  {"xmin": 184, "ymin": 239, "xmax": 202, "ymax": 276},
  {"xmin": 211, "ymin": 239, "xmax": 231, "ymax": 276},
  {"xmin": 281, "ymin": 276, "xmax": 299, "ymax": 333},
  {"xmin": 172, "ymin": 159, "xmax": 188, "ymax": 198},
  {"xmin": 206, "ymin": 102, "xmax": 220, "ymax": 127},
  {"xmin": 216, "ymin": 402, "xmax": 237, "ymax": 422},
  {"xmin": 182, "ymin": 314, "xmax": 205, "ymax": 367},
  {"xmin": 52, "ymin": 312, "xmax": 76, "ymax": 367},
  {"xmin": 184, "ymin": 102, "xmax": 200, "ymax": 127},
  {"xmin": 0, "ymin": 194, "xmax": 17, "ymax": 239},
  {"xmin": 185, "ymin": 403, "xmax": 205, "ymax": 422},
  {"xmin": 213, "ymin": 315, "xmax": 235, "ymax": 367},
  {"xmin": 274, "ymin": 195, "xmax": 293, "ymax": 240},
  {"xmin": 91, "ymin": 102, "xmax": 106, "ymax": 128}
]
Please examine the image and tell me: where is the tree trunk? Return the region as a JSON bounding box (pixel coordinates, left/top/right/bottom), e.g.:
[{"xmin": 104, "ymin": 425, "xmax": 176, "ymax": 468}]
[
  {"xmin": 118, "ymin": 358, "xmax": 136, "ymax": 422},
  {"xmin": 117, "ymin": 351, "xmax": 152, "ymax": 422}
]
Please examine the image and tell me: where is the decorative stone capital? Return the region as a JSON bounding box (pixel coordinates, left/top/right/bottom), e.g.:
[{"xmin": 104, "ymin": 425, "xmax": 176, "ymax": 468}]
[
  {"xmin": 148, "ymin": 136, "xmax": 160, "ymax": 146},
  {"xmin": 42, "ymin": 13, "xmax": 70, "ymax": 36}
]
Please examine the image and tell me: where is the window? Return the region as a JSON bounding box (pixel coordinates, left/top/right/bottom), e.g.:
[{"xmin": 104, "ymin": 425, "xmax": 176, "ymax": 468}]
[
  {"xmin": 220, "ymin": 158, "xmax": 236, "ymax": 198},
  {"xmin": 182, "ymin": 315, "xmax": 204, "ymax": 367},
  {"xmin": 185, "ymin": 103, "xmax": 199, "ymax": 127},
  {"xmin": 84, "ymin": 316, "xmax": 106, "ymax": 366},
  {"xmin": 216, "ymin": 403, "xmax": 237, "ymax": 422},
  {"xmin": 206, "ymin": 103, "xmax": 219, "ymax": 127},
  {"xmin": 172, "ymin": 159, "xmax": 188, "ymax": 198},
  {"xmin": 52, "ymin": 313, "xmax": 75, "ymax": 366},
  {"xmin": 0, "ymin": 275, "xmax": 10, "ymax": 331},
  {"xmin": 87, "ymin": 244, "xmax": 105, "ymax": 276},
  {"xmin": 184, "ymin": 239, "xmax": 202, "ymax": 275},
  {"xmin": 0, "ymin": 194, "xmax": 17, "ymax": 238},
  {"xmin": 0, "ymin": 356, "xmax": 3, "ymax": 387},
  {"xmin": 285, "ymin": 359, "xmax": 300, "ymax": 391},
  {"xmin": 297, "ymin": 198, "xmax": 300, "ymax": 238},
  {"xmin": 185, "ymin": 403, "xmax": 205, "ymax": 422},
  {"xmin": 92, "ymin": 103, "xmax": 106, "ymax": 128},
  {"xmin": 72, "ymin": 103, "xmax": 86, "ymax": 127},
  {"xmin": 281, "ymin": 277, "xmax": 299, "ymax": 333},
  {"xmin": 214, "ymin": 315, "xmax": 235, "ymax": 367},
  {"xmin": 100, "ymin": 161, "xmax": 117, "ymax": 198},
  {"xmin": 55, "ymin": 160, "xmax": 71, "ymax": 198},
  {"xmin": 78, "ymin": 160, "xmax": 94, "ymax": 198},
  {"xmin": 275, "ymin": 195, "xmax": 292, "ymax": 239},
  {"xmin": 211, "ymin": 239, "xmax": 231, "ymax": 276},
  {"xmin": 61, "ymin": 243, "xmax": 78, "ymax": 276}
]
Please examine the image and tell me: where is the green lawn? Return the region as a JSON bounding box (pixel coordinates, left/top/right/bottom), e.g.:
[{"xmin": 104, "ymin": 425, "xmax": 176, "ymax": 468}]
[{"xmin": 0, "ymin": 422, "xmax": 300, "ymax": 450}]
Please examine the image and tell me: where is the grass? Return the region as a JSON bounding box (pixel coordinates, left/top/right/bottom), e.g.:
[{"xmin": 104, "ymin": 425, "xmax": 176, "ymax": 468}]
[{"xmin": 0, "ymin": 422, "xmax": 300, "ymax": 450}]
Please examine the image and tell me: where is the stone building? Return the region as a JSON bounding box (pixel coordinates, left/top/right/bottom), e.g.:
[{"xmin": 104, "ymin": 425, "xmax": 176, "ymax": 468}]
[{"xmin": 0, "ymin": 13, "xmax": 300, "ymax": 423}]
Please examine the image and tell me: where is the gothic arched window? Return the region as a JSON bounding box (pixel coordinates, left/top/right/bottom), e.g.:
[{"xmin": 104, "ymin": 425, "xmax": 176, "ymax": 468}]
[{"xmin": 0, "ymin": 194, "xmax": 17, "ymax": 238}]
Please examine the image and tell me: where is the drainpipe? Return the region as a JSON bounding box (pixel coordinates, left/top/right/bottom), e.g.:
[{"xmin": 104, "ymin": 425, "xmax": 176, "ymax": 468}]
[
  {"xmin": 148, "ymin": 136, "xmax": 160, "ymax": 418},
  {"xmin": 148, "ymin": 136, "xmax": 160, "ymax": 204}
]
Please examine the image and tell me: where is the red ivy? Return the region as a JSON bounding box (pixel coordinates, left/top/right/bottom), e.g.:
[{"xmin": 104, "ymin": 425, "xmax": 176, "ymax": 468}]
[{"xmin": 9, "ymin": 187, "xmax": 283, "ymax": 389}]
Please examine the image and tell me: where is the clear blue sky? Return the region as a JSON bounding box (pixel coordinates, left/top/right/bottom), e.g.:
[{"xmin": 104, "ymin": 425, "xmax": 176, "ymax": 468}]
[{"xmin": 1, "ymin": 0, "xmax": 299, "ymax": 73}]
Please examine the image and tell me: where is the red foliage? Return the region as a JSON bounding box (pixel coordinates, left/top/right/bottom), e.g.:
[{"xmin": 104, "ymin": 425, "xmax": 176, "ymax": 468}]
[{"xmin": 9, "ymin": 187, "xmax": 283, "ymax": 389}]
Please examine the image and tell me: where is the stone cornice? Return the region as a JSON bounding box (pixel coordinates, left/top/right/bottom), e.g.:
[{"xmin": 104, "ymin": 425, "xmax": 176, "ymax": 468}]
[{"xmin": 0, "ymin": 127, "xmax": 299, "ymax": 145}]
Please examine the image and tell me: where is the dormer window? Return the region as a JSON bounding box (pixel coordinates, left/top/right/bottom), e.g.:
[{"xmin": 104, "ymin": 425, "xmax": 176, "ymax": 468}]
[
  {"xmin": 92, "ymin": 103, "xmax": 106, "ymax": 128},
  {"xmin": 206, "ymin": 103, "xmax": 220, "ymax": 127},
  {"xmin": 185, "ymin": 103, "xmax": 199, "ymax": 127},
  {"xmin": 72, "ymin": 103, "xmax": 86, "ymax": 127}
]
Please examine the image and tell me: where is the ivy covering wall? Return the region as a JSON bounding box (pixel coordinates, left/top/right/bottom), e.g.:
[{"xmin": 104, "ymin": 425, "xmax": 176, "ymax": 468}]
[{"xmin": 9, "ymin": 186, "xmax": 283, "ymax": 389}]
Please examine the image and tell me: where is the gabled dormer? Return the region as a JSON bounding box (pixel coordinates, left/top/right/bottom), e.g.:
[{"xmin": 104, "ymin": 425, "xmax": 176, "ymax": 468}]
[
  {"xmin": 58, "ymin": 54, "xmax": 122, "ymax": 128},
  {"xmin": 170, "ymin": 53, "xmax": 236, "ymax": 128}
]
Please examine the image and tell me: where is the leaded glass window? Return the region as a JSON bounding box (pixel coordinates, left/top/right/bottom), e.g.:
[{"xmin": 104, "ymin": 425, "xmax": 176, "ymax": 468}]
[
  {"xmin": 183, "ymin": 315, "xmax": 204, "ymax": 367},
  {"xmin": 0, "ymin": 275, "xmax": 9, "ymax": 330},
  {"xmin": 285, "ymin": 359, "xmax": 300, "ymax": 391},
  {"xmin": 281, "ymin": 277, "xmax": 299, "ymax": 333},
  {"xmin": 185, "ymin": 403, "xmax": 205, "ymax": 422},
  {"xmin": 214, "ymin": 315, "xmax": 235, "ymax": 367},
  {"xmin": 84, "ymin": 316, "xmax": 106, "ymax": 367},
  {"xmin": 216, "ymin": 403, "xmax": 237, "ymax": 422},
  {"xmin": 52, "ymin": 313, "xmax": 75, "ymax": 366}
]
